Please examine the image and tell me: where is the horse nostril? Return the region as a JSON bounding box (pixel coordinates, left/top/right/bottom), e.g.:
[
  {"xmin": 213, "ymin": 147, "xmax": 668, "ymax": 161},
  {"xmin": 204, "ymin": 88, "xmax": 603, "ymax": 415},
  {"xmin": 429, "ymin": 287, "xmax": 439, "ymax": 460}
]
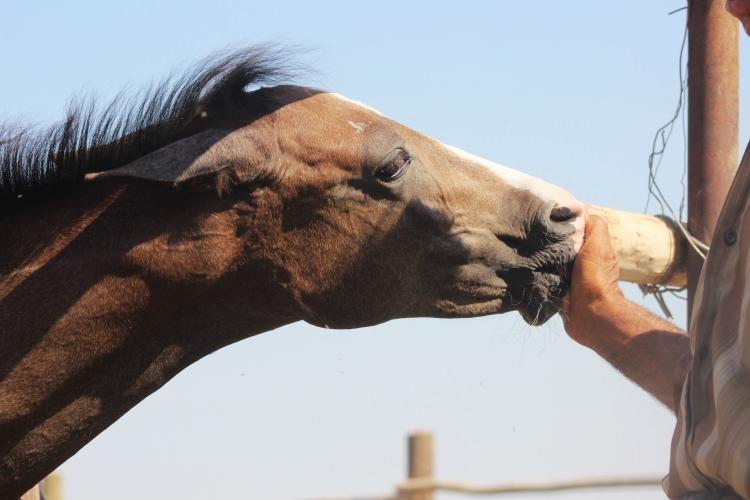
[{"xmin": 550, "ymin": 205, "xmax": 577, "ymax": 223}]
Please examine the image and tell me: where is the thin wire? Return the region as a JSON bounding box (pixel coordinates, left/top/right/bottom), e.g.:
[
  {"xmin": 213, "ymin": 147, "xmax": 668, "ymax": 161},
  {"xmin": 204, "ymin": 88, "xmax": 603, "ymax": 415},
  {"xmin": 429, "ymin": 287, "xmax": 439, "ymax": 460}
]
[{"xmin": 644, "ymin": 16, "xmax": 686, "ymax": 215}]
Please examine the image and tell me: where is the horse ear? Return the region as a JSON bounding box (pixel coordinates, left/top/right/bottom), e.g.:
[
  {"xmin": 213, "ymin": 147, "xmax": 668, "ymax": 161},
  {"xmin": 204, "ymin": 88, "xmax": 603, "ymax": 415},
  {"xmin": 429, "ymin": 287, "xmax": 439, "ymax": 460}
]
[{"xmin": 94, "ymin": 128, "xmax": 267, "ymax": 194}]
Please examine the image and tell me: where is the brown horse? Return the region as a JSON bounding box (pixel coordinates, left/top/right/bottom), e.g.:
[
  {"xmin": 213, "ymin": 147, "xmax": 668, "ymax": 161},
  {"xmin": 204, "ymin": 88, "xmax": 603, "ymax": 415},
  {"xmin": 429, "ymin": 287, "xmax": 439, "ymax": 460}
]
[{"xmin": 0, "ymin": 47, "xmax": 583, "ymax": 498}]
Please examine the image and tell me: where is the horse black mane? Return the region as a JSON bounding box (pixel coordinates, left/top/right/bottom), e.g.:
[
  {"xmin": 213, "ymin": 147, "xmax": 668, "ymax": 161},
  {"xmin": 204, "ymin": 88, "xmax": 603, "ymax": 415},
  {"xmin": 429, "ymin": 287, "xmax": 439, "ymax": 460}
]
[{"xmin": 0, "ymin": 45, "xmax": 298, "ymax": 204}]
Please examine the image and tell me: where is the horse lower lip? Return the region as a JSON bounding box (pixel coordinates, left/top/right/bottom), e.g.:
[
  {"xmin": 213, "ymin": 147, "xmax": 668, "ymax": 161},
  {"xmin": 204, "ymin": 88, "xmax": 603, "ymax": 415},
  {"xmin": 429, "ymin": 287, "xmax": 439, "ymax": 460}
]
[
  {"xmin": 520, "ymin": 300, "xmax": 559, "ymax": 325},
  {"xmin": 498, "ymin": 267, "xmax": 569, "ymax": 325}
]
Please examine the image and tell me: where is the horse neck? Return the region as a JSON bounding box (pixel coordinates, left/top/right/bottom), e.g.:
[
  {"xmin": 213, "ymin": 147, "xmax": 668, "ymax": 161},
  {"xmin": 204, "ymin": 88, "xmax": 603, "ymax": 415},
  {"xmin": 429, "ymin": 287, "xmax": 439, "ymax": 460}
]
[{"xmin": 0, "ymin": 181, "xmax": 297, "ymax": 498}]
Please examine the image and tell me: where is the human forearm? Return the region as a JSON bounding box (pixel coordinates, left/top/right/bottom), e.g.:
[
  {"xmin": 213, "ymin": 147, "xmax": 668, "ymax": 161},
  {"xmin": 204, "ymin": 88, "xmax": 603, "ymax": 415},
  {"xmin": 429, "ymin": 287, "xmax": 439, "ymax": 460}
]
[
  {"xmin": 561, "ymin": 215, "xmax": 692, "ymax": 413},
  {"xmin": 570, "ymin": 295, "xmax": 691, "ymax": 412}
]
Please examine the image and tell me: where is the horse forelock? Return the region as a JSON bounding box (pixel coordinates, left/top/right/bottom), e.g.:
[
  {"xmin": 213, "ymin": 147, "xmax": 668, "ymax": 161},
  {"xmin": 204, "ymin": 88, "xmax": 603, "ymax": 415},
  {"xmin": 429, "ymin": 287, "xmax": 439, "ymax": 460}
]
[{"xmin": 0, "ymin": 45, "xmax": 303, "ymax": 206}]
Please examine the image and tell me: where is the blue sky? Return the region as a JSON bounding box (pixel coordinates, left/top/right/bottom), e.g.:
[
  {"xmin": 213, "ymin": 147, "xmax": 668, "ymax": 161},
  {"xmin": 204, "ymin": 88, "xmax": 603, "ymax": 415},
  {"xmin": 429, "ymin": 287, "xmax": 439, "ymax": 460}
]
[{"xmin": 3, "ymin": 2, "xmax": 749, "ymax": 499}]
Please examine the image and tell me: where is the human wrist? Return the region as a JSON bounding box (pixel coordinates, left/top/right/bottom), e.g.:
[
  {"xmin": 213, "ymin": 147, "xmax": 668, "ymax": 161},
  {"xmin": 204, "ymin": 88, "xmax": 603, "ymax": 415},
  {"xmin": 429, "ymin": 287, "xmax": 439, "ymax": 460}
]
[
  {"xmin": 587, "ymin": 288, "xmax": 627, "ymax": 319},
  {"xmin": 564, "ymin": 289, "xmax": 628, "ymax": 349},
  {"xmin": 578, "ymin": 294, "xmax": 642, "ymax": 357}
]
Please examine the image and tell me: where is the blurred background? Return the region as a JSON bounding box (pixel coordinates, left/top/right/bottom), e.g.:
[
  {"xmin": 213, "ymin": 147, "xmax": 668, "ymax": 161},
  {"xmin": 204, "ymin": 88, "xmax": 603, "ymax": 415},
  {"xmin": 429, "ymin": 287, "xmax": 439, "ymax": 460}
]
[{"xmin": 3, "ymin": 1, "xmax": 749, "ymax": 499}]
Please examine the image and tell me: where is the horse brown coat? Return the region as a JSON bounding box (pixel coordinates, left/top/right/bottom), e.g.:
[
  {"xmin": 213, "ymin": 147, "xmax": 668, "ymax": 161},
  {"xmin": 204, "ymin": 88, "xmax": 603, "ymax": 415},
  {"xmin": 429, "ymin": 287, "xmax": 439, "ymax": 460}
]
[{"xmin": 0, "ymin": 59, "xmax": 582, "ymax": 497}]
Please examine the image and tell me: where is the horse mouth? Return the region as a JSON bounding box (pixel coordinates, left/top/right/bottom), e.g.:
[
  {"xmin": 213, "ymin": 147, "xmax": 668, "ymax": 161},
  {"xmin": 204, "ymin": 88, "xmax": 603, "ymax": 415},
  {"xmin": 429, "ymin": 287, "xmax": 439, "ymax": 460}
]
[{"xmin": 499, "ymin": 262, "xmax": 573, "ymax": 326}]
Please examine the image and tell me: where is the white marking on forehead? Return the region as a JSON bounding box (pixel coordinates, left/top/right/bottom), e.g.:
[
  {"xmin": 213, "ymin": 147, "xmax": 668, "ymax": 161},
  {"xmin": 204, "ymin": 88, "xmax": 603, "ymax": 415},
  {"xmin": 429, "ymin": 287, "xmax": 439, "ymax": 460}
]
[
  {"xmin": 347, "ymin": 120, "xmax": 366, "ymax": 133},
  {"xmin": 444, "ymin": 144, "xmax": 553, "ymax": 201},
  {"xmin": 331, "ymin": 93, "xmax": 383, "ymax": 116}
]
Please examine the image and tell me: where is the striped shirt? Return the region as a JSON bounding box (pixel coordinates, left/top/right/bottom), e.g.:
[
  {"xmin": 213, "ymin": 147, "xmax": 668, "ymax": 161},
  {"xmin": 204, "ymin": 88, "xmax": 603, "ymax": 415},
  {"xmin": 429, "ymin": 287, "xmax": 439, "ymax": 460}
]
[{"xmin": 665, "ymin": 143, "xmax": 750, "ymax": 499}]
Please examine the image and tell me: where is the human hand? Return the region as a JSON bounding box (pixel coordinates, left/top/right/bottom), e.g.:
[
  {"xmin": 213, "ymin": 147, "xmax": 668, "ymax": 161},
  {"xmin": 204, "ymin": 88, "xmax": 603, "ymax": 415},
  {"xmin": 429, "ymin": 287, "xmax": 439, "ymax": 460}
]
[{"xmin": 561, "ymin": 214, "xmax": 624, "ymax": 347}]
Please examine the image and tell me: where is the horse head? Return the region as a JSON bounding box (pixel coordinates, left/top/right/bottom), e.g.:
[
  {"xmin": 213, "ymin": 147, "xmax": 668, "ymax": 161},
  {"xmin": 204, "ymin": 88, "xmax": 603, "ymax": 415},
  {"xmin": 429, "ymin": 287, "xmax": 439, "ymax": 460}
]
[{"xmin": 96, "ymin": 85, "xmax": 584, "ymax": 329}]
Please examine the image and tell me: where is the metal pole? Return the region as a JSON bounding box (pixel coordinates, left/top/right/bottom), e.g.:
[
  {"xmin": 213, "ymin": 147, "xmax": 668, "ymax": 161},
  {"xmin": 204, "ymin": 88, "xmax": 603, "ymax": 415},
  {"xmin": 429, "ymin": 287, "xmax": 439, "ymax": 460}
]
[
  {"xmin": 687, "ymin": 0, "xmax": 739, "ymax": 319},
  {"xmin": 406, "ymin": 431, "xmax": 433, "ymax": 500}
]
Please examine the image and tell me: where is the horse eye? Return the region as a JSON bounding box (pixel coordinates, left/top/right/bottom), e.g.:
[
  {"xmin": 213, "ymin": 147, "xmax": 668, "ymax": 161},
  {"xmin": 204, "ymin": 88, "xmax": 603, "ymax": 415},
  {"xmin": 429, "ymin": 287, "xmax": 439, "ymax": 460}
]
[{"xmin": 375, "ymin": 149, "xmax": 412, "ymax": 182}]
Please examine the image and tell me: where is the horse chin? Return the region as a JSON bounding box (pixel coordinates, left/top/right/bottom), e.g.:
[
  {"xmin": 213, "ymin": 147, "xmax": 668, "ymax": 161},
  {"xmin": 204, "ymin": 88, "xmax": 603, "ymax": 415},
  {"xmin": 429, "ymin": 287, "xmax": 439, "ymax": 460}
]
[
  {"xmin": 501, "ymin": 266, "xmax": 572, "ymax": 326},
  {"xmin": 518, "ymin": 273, "xmax": 566, "ymax": 325}
]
